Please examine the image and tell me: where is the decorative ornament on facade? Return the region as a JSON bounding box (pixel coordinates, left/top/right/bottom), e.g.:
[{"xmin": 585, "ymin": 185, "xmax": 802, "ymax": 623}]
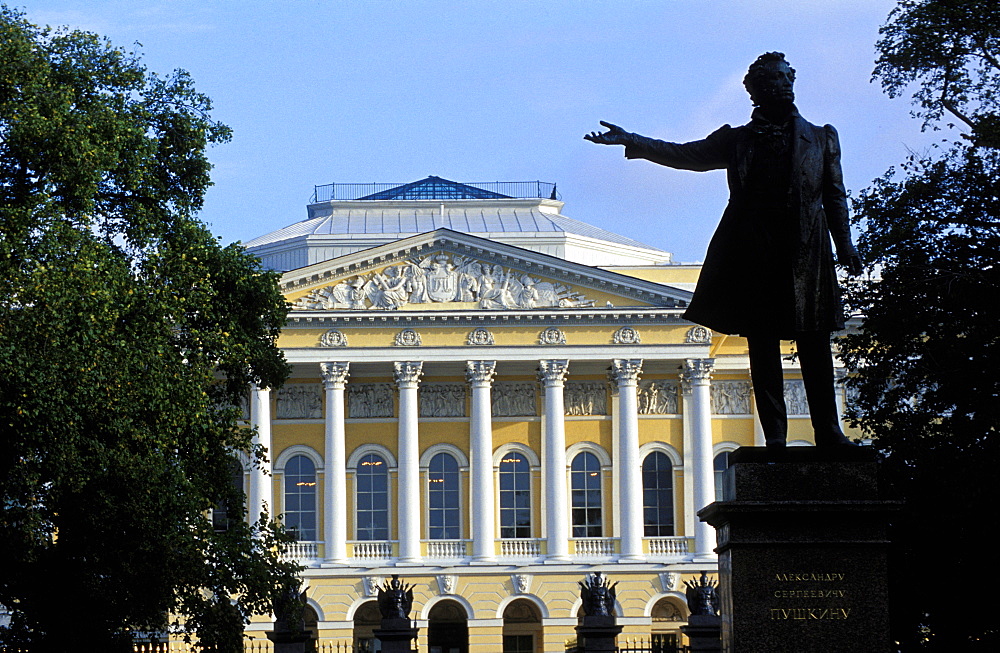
[
  {"xmin": 393, "ymin": 361, "xmax": 424, "ymax": 386},
  {"xmin": 466, "ymin": 327, "xmax": 495, "ymax": 346},
  {"xmin": 711, "ymin": 380, "xmax": 752, "ymax": 415},
  {"xmin": 565, "ymin": 382, "xmax": 608, "ymax": 416},
  {"xmin": 682, "ymin": 358, "xmax": 716, "ymax": 383},
  {"xmin": 363, "ymin": 576, "xmax": 384, "ymax": 597},
  {"xmin": 275, "ymin": 384, "xmax": 323, "ymax": 419},
  {"xmin": 319, "ymin": 329, "xmax": 348, "ymax": 347},
  {"xmin": 436, "ymin": 574, "xmax": 458, "ymax": 595},
  {"xmin": 539, "ymin": 327, "xmax": 567, "ymax": 345},
  {"xmin": 611, "ymin": 359, "xmax": 643, "ymax": 385},
  {"xmin": 613, "ymin": 326, "xmax": 641, "ymax": 345},
  {"xmin": 538, "ymin": 360, "xmax": 569, "ymax": 385},
  {"xmin": 420, "ymin": 384, "xmax": 467, "ymax": 417},
  {"xmin": 291, "ymin": 251, "xmax": 597, "ymax": 311},
  {"xmin": 659, "ymin": 572, "xmax": 678, "ymax": 592},
  {"xmin": 783, "ymin": 380, "xmax": 810, "ymax": 415},
  {"xmin": 492, "ymin": 383, "xmax": 537, "ymax": 417},
  {"xmin": 512, "ymin": 573, "xmax": 532, "ymax": 594},
  {"xmin": 394, "ymin": 329, "xmax": 422, "ymax": 347},
  {"xmin": 685, "ymin": 325, "xmax": 713, "ymax": 344},
  {"xmin": 465, "ymin": 360, "xmax": 497, "ymax": 386},
  {"xmin": 347, "ymin": 384, "xmax": 394, "ymax": 418},
  {"xmin": 638, "ymin": 380, "xmax": 679, "ymax": 414},
  {"xmin": 320, "ymin": 361, "xmax": 350, "ymax": 387}
]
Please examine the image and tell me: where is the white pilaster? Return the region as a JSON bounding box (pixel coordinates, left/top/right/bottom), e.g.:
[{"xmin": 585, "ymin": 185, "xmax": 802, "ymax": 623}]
[
  {"xmin": 321, "ymin": 362, "xmax": 350, "ymax": 564},
  {"xmin": 683, "ymin": 358, "xmax": 716, "ymax": 560},
  {"xmin": 539, "ymin": 360, "xmax": 570, "ymax": 562},
  {"xmin": 612, "ymin": 359, "xmax": 645, "ymax": 562},
  {"xmin": 249, "ymin": 385, "xmax": 272, "ymax": 527},
  {"xmin": 394, "ymin": 361, "xmax": 423, "ymax": 564},
  {"xmin": 467, "ymin": 360, "xmax": 497, "ymax": 562}
]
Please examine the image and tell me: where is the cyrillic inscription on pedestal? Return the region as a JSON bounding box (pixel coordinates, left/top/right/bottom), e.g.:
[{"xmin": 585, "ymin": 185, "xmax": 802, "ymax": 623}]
[{"xmin": 699, "ymin": 447, "xmax": 899, "ymax": 653}]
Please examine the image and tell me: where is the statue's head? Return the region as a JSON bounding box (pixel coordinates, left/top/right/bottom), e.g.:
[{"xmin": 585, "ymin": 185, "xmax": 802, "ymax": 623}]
[{"xmin": 743, "ymin": 52, "xmax": 796, "ymax": 108}]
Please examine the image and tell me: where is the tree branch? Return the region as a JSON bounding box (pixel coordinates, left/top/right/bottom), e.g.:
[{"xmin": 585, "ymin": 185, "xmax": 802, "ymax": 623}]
[{"xmin": 940, "ymin": 64, "xmax": 978, "ymax": 130}]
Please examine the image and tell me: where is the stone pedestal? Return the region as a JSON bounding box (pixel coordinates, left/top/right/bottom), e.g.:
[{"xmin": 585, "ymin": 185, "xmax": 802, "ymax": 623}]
[
  {"xmin": 264, "ymin": 631, "xmax": 309, "ymax": 653},
  {"xmin": 698, "ymin": 447, "xmax": 898, "ymax": 653},
  {"xmin": 373, "ymin": 619, "xmax": 418, "ymax": 653},
  {"xmin": 681, "ymin": 614, "xmax": 722, "ymax": 652},
  {"xmin": 575, "ymin": 616, "xmax": 623, "ymax": 653}
]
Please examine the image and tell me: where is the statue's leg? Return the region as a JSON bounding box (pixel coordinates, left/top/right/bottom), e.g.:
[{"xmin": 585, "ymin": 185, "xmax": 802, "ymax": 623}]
[
  {"xmin": 796, "ymin": 332, "xmax": 853, "ymax": 446},
  {"xmin": 746, "ymin": 334, "xmax": 787, "ymax": 448}
]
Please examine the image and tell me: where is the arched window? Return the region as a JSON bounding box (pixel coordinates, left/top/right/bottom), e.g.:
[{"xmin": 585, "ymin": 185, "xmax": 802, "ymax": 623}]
[
  {"xmin": 283, "ymin": 454, "xmax": 317, "ymax": 541},
  {"xmin": 642, "ymin": 451, "xmax": 674, "ymax": 536},
  {"xmin": 428, "ymin": 452, "xmax": 460, "ymax": 539},
  {"xmin": 571, "ymin": 452, "xmax": 602, "ymax": 537},
  {"xmin": 714, "ymin": 451, "xmax": 731, "ymax": 501},
  {"xmin": 356, "ymin": 453, "xmax": 389, "ymax": 541},
  {"xmin": 499, "ymin": 453, "xmax": 531, "ymax": 539}
]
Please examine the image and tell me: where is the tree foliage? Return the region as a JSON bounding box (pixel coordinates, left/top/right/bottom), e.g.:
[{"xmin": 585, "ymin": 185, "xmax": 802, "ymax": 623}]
[
  {"xmin": 840, "ymin": 1, "xmax": 1000, "ymax": 650},
  {"xmin": 0, "ymin": 7, "xmax": 297, "ymax": 651}
]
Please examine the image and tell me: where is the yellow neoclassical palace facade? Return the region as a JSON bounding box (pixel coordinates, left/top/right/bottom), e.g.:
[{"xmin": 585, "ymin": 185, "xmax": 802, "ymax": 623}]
[{"xmin": 238, "ymin": 178, "xmax": 856, "ymax": 652}]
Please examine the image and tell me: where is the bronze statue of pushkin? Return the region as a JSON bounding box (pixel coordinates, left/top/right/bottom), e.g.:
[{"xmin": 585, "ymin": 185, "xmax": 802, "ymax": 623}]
[{"xmin": 587, "ymin": 52, "xmax": 861, "ymax": 449}]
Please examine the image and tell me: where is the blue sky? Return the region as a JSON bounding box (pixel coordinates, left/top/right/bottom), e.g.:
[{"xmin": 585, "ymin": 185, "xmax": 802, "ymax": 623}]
[{"xmin": 20, "ymin": 0, "xmax": 930, "ymax": 263}]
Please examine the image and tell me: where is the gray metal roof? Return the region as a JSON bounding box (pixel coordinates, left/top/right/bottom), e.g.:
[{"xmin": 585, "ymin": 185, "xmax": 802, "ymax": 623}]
[{"xmin": 244, "ymin": 204, "xmax": 662, "ymax": 252}]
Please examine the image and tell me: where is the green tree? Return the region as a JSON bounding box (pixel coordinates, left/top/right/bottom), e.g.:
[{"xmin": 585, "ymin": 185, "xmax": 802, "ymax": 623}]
[
  {"xmin": 840, "ymin": 1, "xmax": 1000, "ymax": 650},
  {"xmin": 0, "ymin": 7, "xmax": 298, "ymax": 651}
]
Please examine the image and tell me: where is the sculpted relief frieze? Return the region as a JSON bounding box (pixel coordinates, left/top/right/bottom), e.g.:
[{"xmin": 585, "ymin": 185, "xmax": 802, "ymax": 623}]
[
  {"xmin": 565, "ymin": 381, "xmax": 608, "ymax": 416},
  {"xmin": 638, "ymin": 380, "xmax": 679, "ymax": 415},
  {"xmin": 275, "ymin": 384, "xmax": 323, "ymax": 419},
  {"xmin": 420, "ymin": 383, "xmax": 467, "ymax": 417},
  {"xmin": 291, "ymin": 252, "xmax": 598, "ymax": 311}
]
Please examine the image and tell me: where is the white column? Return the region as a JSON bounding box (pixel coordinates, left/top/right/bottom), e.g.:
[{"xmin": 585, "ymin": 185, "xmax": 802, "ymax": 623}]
[
  {"xmin": 751, "ymin": 386, "xmax": 767, "ymax": 447},
  {"xmin": 683, "ymin": 358, "xmax": 716, "ymax": 560},
  {"xmin": 835, "ymin": 368, "xmax": 848, "ymax": 427},
  {"xmin": 539, "ymin": 359, "xmax": 570, "ymax": 562},
  {"xmin": 394, "ymin": 361, "xmax": 423, "ymax": 564},
  {"xmin": 612, "ymin": 359, "xmax": 645, "ymax": 562},
  {"xmin": 248, "ymin": 385, "xmax": 273, "ymax": 527},
  {"xmin": 467, "ymin": 360, "xmax": 497, "ymax": 562},
  {"xmin": 321, "ymin": 362, "xmax": 350, "ymax": 564}
]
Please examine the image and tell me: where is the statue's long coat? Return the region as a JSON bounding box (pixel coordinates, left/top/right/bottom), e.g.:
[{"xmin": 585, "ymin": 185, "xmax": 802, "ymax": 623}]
[{"xmin": 624, "ymin": 115, "xmax": 851, "ymax": 337}]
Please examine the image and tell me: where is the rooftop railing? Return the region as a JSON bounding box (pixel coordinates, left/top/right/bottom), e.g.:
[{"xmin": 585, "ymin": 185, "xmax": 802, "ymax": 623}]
[{"xmin": 311, "ymin": 180, "xmax": 559, "ymax": 203}]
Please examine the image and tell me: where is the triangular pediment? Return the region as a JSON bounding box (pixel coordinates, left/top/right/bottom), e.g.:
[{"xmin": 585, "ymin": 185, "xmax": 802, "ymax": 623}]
[{"xmin": 280, "ymin": 229, "xmax": 690, "ymax": 312}]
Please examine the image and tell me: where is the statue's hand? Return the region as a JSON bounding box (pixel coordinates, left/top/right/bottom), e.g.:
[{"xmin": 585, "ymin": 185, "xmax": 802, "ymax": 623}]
[
  {"xmin": 585, "ymin": 121, "xmax": 631, "ymax": 145},
  {"xmin": 838, "ymin": 245, "xmax": 863, "ymax": 277}
]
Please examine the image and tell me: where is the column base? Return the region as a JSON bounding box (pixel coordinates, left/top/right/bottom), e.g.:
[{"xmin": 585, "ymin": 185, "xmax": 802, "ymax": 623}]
[
  {"xmin": 617, "ymin": 554, "xmax": 646, "ymax": 563},
  {"xmin": 320, "ymin": 559, "xmax": 349, "ymax": 567},
  {"xmin": 543, "ymin": 555, "xmax": 571, "ymax": 564},
  {"xmin": 469, "ymin": 556, "xmax": 497, "ymax": 565}
]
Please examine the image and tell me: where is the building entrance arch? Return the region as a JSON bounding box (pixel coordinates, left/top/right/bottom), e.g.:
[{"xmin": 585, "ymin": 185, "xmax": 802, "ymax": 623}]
[
  {"xmin": 502, "ymin": 598, "xmax": 542, "ymax": 653},
  {"xmin": 427, "ymin": 599, "xmax": 468, "ymax": 653},
  {"xmin": 353, "ymin": 600, "xmax": 380, "ymax": 653}
]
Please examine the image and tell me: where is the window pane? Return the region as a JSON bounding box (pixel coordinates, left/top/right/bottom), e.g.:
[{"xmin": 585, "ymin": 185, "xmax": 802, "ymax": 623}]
[
  {"xmin": 642, "ymin": 452, "xmax": 674, "ymax": 536},
  {"xmin": 571, "ymin": 452, "xmax": 602, "ymax": 537},
  {"xmin": 283, "ymin": 454, "xmax": 317, "ymax": 541},
  {"xmin": 356, "ymin": 454, "xmax": 389, "ymax": 541},
  {"xmin": 499, "ymin": 454, "xmax": 531, "ymax": 539},
  {"xmin": 428, "ymin": 453, "xmax": 460, "ymax": 539}
]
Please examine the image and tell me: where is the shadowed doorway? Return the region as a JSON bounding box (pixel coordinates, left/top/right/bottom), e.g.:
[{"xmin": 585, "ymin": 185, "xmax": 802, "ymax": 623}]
[{"xmin": 428, "ymin": 599, "xmax": 468, "ymax": 653}]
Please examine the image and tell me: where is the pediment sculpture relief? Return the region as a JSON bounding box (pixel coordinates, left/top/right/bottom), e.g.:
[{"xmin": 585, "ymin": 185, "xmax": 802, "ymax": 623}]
[{"xmin": 291, "ymin": 252, "xmax": 597, "ymax": 311}]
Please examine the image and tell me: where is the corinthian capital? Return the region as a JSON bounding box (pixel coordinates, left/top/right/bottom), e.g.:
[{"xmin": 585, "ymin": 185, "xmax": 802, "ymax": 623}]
[
  {"xmin": 682, "ymin": 358, "xmax": 715, "ymax": 383},
  {"xmin": 393, "ymin": 361, "xmax": 424, "ymax": 386},
  {"xmin": 538, "ymin": 359, "xmax": 569, "ymax": 385},
  {"xmin": 465, "ymin": 360, "xmax": 497, "ymax": 386},
  {"xmin": 320, "ymin": 362, "xmax": 350, "ymax": 387},
  {"xmin": 611, "ymin": 359, "xmax": 643, "ymax": 385}
]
